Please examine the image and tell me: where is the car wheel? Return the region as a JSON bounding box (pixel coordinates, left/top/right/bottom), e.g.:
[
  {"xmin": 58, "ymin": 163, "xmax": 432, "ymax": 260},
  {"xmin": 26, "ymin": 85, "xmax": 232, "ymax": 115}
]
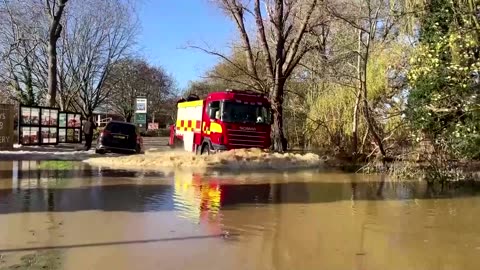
[
  {"xmin": 201, "ymin": 143, "xmax": 211, "ymax": 155},
  {"xmin": 95, "ymin": 149, "xmax": 106, "ymax": 155}
]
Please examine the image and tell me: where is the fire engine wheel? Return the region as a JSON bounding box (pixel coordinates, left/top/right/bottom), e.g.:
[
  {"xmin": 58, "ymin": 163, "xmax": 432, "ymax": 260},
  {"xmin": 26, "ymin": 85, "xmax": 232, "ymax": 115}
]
[{"xmin": 200, "ymin": 143, "xmax": 211, "ymax": 155}]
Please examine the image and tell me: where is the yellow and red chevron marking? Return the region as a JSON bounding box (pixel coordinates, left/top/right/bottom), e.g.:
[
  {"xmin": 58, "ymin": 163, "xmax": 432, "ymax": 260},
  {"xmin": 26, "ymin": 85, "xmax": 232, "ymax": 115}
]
[
  {"xmin": 202, "ymin": 122, "xmax": 211, "ymax": 135},
  {"xmin": 176, "ymin": 120, "xmax": 202, "ymax": 132}
]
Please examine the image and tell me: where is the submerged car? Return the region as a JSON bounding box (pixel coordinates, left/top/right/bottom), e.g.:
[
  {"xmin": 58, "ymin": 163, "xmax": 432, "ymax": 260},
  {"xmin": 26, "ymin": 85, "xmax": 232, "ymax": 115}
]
[{"xmin": 95, "ymin": 121, "xmax": 143, "ymax": 154}]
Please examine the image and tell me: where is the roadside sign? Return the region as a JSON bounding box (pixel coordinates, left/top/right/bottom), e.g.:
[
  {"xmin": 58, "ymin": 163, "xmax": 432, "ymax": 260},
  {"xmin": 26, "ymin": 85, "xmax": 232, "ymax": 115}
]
[
  {"xmin": 135, "ymin": 97, "xmax": 147, "ymax": 133},
  {"xmin": 135, "ymin": 98, "xmax": 147, "ymax": 114},
  {"xmin": 135, "ymin": 113, "xmax": 147, "ymax": 132},
  {"xmin": 0, "ymin": 104, "xmax": 14, "ymax": 150},
  {"xmin": 148, "ymin": 123, "xmax": 159, "ymax": 130},
  {"xmin": 135, "ymin": 113, "xmax": 147, "ymax": 124}
]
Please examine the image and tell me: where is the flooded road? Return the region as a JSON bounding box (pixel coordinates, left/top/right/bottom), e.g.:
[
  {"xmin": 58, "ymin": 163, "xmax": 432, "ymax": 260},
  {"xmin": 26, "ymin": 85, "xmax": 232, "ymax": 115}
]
[{"xmin": 1, "ymin": 160, "xmax": 480, "ymax": 270}]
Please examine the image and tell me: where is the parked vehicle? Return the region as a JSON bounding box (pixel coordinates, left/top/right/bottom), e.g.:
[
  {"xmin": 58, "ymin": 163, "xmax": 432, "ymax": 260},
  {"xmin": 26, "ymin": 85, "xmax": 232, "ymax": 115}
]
[
  {"xmin": 169, "ymin": 89, "xmax": 272, "ymax": 155},
  {"xmin": 95, "ymin": 121, "xmax": 143, "ymax": 154}
]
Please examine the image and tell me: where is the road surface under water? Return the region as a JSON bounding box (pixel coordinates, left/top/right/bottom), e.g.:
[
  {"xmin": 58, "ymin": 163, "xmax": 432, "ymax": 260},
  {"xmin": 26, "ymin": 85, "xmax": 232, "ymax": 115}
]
[{"xmin": 0, "ymin": 160, "xmax": 480, "ymax": 270}]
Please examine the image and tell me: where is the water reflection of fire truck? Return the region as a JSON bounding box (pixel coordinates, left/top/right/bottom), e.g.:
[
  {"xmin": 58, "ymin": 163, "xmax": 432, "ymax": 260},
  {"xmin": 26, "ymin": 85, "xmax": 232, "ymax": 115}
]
[
  {"xmin": 173, "ymin": 171, "xmax": 223, "ymax": 234},
  {"xmin": 173, "ymin": 172, "xmax": 274, "ymax": 234}
]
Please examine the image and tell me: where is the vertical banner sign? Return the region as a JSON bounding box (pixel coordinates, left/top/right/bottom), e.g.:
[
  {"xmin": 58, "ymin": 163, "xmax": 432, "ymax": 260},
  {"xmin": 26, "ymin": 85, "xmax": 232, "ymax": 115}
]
[
  {"xmin": 135, "ymin": 98, "xmax": 147, "ymax": 114},
  {"xmin": 0, "ymin": 104, "xmax": 14, "ymax": 150},
  {"xmin": 135, "ymin": 97, "xmax": 147, "ymax": 132}
]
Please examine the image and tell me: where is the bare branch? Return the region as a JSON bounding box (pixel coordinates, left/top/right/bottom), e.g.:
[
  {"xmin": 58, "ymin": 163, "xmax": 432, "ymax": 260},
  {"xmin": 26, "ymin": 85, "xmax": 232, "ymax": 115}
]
[
  {"xmin": 204, "ymin": 74, "xmax": 261, "ymax": 92},
  {"xmin": 219, "ymin": 0, "xmax": 261, "ymax": 83},
  {"xmin": 254, "ymin": 0, "xmax": 274, "ymax": 79},
  {"xmin": 189, "ymin": 45, "xmax": 265, "ymax": 90},
  {"xmin": 284, "ymin": 0, "xmax": 319, "ymax": 76}
]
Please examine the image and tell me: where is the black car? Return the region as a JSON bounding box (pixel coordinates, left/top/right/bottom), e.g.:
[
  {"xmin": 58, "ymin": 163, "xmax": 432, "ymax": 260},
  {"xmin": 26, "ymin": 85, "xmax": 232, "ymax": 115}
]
[{"xmin": 95, "ymin": 121, "xmax": 143, "ymax": 154}]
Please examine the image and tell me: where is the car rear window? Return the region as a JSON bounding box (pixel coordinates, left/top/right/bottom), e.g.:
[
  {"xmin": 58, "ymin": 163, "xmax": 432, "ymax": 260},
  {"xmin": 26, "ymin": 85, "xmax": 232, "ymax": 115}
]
[{"xmin": 105, "ymin": 123, "xmax": 136, "ymax": 135}]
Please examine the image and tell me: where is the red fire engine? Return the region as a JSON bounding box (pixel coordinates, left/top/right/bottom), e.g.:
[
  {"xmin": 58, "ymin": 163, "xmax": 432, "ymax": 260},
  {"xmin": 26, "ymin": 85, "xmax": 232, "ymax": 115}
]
[{"xmin": 169, "ymin": 89, "xmax": 272, "ymax": 154}]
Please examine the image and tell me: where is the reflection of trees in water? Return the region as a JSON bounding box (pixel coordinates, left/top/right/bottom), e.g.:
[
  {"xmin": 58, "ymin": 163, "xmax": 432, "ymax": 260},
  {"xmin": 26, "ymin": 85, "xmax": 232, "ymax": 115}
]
[
  {"xmin": 13, "ymin": 161, "xmax": 125, "ymax": 189},
  {"xmin": 48, "ymin": 190, "xmax": 55, "ymax": 211},
  {"xmin": 350, "ymin": 176, "xmax": 428, "ymax": 203},
  {"xmin": 213, "ymin": 175, "xmax": 480, "ymax": 269},
  {"xmin": 14, "ymin": 160, "xmax": 95, "ymax": 212},
  {"xmin": 21, "ymin": 188, "xmax": 31, "ymax": 213},
  {"xmin": 0, "ymin": 183, "xmax": 175, "ymax": 214},
  {"xmin": 0, "ymin": 161, "xmax": 14, "ymax": 179},
  {"xmin": 3, "ymin": 168, "xmax": 480, "ymax": 215}
]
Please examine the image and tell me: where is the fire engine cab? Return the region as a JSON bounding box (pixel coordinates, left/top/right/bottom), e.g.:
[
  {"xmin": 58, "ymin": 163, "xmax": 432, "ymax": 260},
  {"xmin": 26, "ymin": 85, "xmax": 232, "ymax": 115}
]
[{"xmin": 169, "ymin": 89, "xmax": 272, "ymax": 154}]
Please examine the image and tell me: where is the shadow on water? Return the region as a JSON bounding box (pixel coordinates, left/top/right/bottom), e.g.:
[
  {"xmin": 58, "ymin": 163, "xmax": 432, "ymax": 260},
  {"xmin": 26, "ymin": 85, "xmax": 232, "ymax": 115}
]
[
  {"xmin": 1, "ymin": 172, "xmax": 480, "ymax": 214},
  {"xmin": 0, "ymin": 234, "xmax": 238, "ymax": 254},
  {"xmin": 1, "ymin": 160, "xmax": 480, "ymax": 214}
]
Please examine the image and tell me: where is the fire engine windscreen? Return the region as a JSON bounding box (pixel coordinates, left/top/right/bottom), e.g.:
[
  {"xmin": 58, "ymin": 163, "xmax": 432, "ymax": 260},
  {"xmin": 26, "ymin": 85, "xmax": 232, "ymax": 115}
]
[{"xmin": 221, "ymin": 101, "xmax": 271, "ymax": 124}]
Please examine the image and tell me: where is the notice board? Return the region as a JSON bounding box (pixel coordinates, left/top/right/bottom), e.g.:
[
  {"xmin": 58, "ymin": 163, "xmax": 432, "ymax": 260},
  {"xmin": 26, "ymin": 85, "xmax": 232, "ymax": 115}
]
[
  {"xmin": 18, "ymin": 105, "xmax": 59, "ymax": 145},
  {"xmin": 58, "ymin": 111, "xmax": 82, "ymax": 143},
  {"xmin": 0, "ymin": 104, "xmax": 14, "ymax": 150}
]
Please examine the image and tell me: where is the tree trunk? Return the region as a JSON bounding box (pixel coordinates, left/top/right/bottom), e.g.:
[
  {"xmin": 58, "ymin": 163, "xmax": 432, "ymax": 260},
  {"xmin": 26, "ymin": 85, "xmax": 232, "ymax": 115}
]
[
  {"xmin": 361, "ymin": 76, "xmax": 386, "ymax": 158},
  {"xmin": 25, "ymin": 54, "xmax": 35, "ymax": 106},
  {"xmin": 271, "ymin": 102, "xmax": 286, "ymax": 152},
  {"xmin": 270, "ymin": 80, "xmax": 287, "ymax": 152},
  {"xmin": 360, "ymin": 18, "xmax": 386, "ymax": 160},
  {"xmin": 46, "ymin": 0, "xmax": 68, "ymax": 107},
  {"xmin": 58, "ymin": 65, "xmax": 65, "ymax": 110},
  {"xmin": 352, "ymin": 28, "xmax": 363, "ymax": 158},
  {"xmin": 352, "ymin": 88, "xmax": 361, "ymax": 156},
  {"xmin": 360, "ymin": 127, "xmax": 370, "ymax": 154},
  {"xmin": 19, "ymin": 40, "xmax": 36, "ymax": 106},
  {"xmin": 362, "ymin": 101, "xmax": 386, "ymax": 158},
  {"xmin": 47, "ymin": 40, "xmax": 58, "ymax": 107}
]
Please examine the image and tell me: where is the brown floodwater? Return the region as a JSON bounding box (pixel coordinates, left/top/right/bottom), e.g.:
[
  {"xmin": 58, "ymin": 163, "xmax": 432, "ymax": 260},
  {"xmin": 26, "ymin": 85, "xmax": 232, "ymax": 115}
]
[{"xmin": 1, "ymin": 160, "xmax": 480, "ymax": 270}]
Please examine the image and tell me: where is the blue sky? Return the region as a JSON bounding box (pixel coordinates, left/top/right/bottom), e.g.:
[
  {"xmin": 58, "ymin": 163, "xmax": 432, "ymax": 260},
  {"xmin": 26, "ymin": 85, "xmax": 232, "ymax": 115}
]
[{"xmin": 137, "ymin": 0, "xmax": 236, "ymax": 91}]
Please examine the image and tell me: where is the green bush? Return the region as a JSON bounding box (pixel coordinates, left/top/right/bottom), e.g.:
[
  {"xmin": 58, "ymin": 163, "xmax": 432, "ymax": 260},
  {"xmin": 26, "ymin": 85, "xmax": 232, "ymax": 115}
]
[{"xmin": 406, "ymin": 0, "xmax": 480, "ymax": 160}]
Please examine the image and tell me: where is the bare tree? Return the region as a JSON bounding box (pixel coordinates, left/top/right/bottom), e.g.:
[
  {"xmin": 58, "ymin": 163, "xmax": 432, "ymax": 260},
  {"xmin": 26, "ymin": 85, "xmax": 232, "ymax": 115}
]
[
  {"xmin": 56, "ymin": 27, "xmax": 77, "ymax": 111},
  {"xmin": 325, "ymin": 0, "xmax": 402, "ymax": 159},
  {"xmin": 0, "ymin": 0, "xmax": 139, "ymax": 114},
  {"xmin": 45, "ymin": 0, "xmax": 68, "ymax": 107},
  {"xmin": 147, "ymin": 72, "xmax": 177, "ymax": 125},
  {"xmin": 103, "ymin": 58, "xmax": 175, "ymax": 122},
  {"xmin": 0, "ymin": 0, "xmax": 47, "ymax": 105},
  {"xmin": 63, "ymin": 0, "xmax": 138, "ymax": 117},
  {"xmin": 201, "ymin": 0, "xmax": 322, "ymax": 152}
]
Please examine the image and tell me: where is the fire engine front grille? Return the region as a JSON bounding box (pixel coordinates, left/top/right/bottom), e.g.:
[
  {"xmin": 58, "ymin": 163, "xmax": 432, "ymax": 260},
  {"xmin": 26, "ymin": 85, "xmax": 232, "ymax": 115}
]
[{"xmin": 227, "ymin": 129, "xmax": 267, "ymax": 148}]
